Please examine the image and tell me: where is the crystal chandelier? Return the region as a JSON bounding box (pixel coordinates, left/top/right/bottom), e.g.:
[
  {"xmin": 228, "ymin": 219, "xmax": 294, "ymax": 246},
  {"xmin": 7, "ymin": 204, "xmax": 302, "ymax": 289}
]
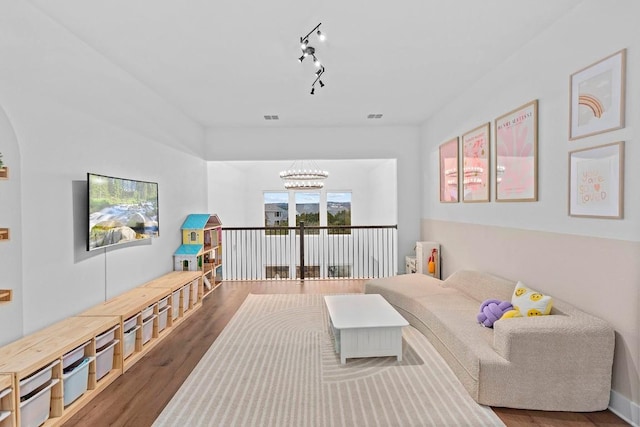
[{"xmin": 279, "ymin": 160, "xmax": 329, "ymax": 190}]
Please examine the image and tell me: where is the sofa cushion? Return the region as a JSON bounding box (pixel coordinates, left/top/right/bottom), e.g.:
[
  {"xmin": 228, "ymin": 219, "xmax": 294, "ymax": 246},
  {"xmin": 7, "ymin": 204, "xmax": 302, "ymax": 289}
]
[
  {"xmin": 444, "ymin": 270, "xmax": 514, "ymax": 302},
  {"xmin": 510, "ymin": 281, "xmax": 553, "ymax": 317}
]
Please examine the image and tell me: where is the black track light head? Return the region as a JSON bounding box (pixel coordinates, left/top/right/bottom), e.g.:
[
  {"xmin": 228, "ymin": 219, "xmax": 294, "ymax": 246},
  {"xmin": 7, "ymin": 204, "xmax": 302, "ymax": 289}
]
[
  {"xmin": 319, "ymin": 80, "xmax": 325, "ymax": 88},
  {"xmin": 310, "ymin": 87, "xmax": 315, "ymax": 95},
  {"xmin": 298, "ymin": 55, "xmax": 305, "ymax": 63}
]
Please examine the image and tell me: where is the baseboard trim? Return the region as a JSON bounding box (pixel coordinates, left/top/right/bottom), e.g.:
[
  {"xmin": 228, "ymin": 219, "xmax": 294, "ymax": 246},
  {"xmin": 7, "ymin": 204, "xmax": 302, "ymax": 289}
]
[{"xmin": 609, "ymin": 390, "xmax": 639, "ymax": 427}]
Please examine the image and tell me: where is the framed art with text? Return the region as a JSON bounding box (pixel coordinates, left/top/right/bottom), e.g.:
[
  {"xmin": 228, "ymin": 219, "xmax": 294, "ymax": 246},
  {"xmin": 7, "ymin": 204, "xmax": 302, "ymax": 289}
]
[
  {"xmin": 569, "ymin": 141, "xmax": 624, "ymax": 219},
  {"xmin": 570, "ymin": 49, "xmax": 626, "ymax": 140},
  {"xmin": 439, "ymin": 137, "xmax": 459, "ymax": 203},
  {"xmin": 462, "ymin": 123, "xmax": 490, "ymax": 202},
  {"xmin": 495, "ymin": 100, "xmax": 538, "ymax": 202}
]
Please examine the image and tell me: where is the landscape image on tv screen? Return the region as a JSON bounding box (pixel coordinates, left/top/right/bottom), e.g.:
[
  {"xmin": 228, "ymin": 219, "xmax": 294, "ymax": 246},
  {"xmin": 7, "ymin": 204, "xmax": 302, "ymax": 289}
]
[{"xmin": 88, "ymin": 173, "xmax": 159, "ymax": 251}]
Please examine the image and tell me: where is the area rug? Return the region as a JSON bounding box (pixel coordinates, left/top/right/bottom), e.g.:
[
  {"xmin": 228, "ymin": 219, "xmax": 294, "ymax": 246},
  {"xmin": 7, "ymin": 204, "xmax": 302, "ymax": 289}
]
[{"xmin": 153, "ymin": 294, "xmax": 505, "ymax": 427}]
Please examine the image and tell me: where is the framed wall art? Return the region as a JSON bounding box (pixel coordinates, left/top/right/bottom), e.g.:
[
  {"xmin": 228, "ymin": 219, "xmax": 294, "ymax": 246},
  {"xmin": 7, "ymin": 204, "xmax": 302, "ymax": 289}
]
[
  {"xmin": 569, "ymin": 49, "xmax": 626, "ymax": 140},
  {"xmin": 568, "ymin": 141, "xmax": 624, "ymax": 219},
  {"xmin": 462, "ymin": 123, "xmax": 490, "ymax": 202},
  {"xmin": 439, "ymin": 137, "xmax": 459, "ymax": 203},
  {"xmin": 494, "ymin": 100, "xmax": 538, "ymax": 202}
]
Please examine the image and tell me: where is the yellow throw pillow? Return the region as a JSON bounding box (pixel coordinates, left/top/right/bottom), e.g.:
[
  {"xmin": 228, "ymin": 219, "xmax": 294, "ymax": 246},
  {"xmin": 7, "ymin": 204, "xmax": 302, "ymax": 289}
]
[{"xmin": 510, "ymin": 281, "xmax": 553, "ymax": 317}]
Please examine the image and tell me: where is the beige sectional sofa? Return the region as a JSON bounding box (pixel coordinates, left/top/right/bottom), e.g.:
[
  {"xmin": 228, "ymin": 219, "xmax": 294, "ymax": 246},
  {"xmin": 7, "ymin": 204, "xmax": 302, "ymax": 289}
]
[{"xmin": 364, "ymin": 270, "xmax": 615, "ymax": 411}]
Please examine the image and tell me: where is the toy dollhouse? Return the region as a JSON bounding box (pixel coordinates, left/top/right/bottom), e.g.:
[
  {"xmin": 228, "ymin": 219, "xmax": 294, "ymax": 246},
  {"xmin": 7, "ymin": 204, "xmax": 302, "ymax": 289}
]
[{"xmin": 173, "ymin": 214, "xmax": 222, "ymax": 295}]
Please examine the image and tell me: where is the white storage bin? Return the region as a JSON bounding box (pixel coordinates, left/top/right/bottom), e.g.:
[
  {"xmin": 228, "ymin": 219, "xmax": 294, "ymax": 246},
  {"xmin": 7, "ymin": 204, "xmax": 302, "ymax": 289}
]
[
  {"xmin": 0, "ymin": 386, "xmax": 12, "ymax": 423},
  {"xmin": 96, "ymin": 339, "xmax": 119, "ymax": 381},
  {"xmin": 124, "ymin": 315, "xmax": 139, "ymax": 333},
  {"xmin": 62, "ymin": 341, "xmax": 90, "ymax": 370},
  {"xmin": 62, "ymin": 357, "xmax": 93, "ymax": 407},
  {"xmin": 158, "ymin": 296, "xmax": 169, "ymax": 310},
  {"xmin": 95, "ymin": 325, "xmax": 119, "ymax": 349},
  {"xmin": 181, "ymin": 286, "xmax": 190, "ymax": 313},
  {"xmin": 171, "ymin": 290, "xmax": 180, "ymax": 320},
  {"xmin": 142, "ymin": 314, "xmax": 156, "ymax": 344},
  {"xmin": 142, "ymin": 304, "xmax": 155, "ymax": 321},
  {"xmin": 123, "ymin": 325, "xmax": 140, "ymax": 359},
  {"xmin": 158, "ymin": 306, "xmax": 170, "ymax": 332},
  {"xmin": 190, "ymin": 279, "xmax": 198, "ymax": 305},
  {"xmin": 19, "ymin": 360, "xmax": 59, "ymax": 398},
  {"xmin": 19, "ymin": 378, "xmax": 59, "ymax": 427}
]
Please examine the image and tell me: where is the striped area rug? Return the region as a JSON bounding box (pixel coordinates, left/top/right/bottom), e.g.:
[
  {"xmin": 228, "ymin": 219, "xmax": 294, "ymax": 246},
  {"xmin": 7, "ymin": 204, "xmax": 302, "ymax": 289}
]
[{"xmin": 153, "ymin": 294, "xmax": 505, "ymax": 427}]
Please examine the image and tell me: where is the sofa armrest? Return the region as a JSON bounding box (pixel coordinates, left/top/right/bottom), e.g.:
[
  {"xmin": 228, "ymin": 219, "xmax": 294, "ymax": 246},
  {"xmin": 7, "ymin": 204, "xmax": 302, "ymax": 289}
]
[{"xmin": 493, "ymin": 314, "xmax": 615, "ymax": 366}]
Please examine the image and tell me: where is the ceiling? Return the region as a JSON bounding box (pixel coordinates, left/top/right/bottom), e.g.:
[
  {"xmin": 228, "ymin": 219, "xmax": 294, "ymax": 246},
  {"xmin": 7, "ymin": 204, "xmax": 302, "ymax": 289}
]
[{"xmin": 28, "ymin": 0, "xmax": 582, "ymax": 129}]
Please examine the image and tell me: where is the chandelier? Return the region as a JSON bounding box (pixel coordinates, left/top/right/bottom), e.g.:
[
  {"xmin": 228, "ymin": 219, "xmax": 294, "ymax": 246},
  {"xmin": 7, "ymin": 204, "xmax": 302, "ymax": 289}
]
[{"xmin": 279, "ymin": 160, "xmax": 329, "ymax": 190}]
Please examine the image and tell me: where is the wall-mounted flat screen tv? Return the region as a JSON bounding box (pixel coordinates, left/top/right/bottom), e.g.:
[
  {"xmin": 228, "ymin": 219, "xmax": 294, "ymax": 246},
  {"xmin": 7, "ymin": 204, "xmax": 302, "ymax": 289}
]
[{"xmin": 87, "ymin": 173, "xmax": 159, "ymax": 251}]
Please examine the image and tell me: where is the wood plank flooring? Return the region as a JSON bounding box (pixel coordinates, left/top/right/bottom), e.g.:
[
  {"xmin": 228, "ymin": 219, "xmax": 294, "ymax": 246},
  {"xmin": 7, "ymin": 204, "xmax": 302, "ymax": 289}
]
[{"xmin": 63, "ymin": 280, "xmax": 629, "ymax": 427}]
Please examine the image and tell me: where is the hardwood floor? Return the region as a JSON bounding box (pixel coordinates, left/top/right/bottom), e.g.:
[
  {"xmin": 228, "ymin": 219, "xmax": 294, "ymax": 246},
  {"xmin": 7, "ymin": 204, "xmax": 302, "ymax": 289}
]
[{"xmin": 63, "ymin": 280, "xmax": 629, "ymax": 427}]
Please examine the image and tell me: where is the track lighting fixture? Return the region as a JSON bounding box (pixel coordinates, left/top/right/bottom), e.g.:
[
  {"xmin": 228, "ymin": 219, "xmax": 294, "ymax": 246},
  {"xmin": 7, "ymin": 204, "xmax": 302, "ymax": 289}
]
[
  {"xmin": 319, "ymin": 80, "xmax": 324, "ymax": 88},
  {"xmin": 297, "ymin": 23, "xmax": 327, "ymax": 94}
]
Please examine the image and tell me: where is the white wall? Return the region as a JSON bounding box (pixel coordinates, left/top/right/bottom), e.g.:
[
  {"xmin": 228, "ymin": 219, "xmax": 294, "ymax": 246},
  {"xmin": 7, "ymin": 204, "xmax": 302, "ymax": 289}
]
[
  {"xmin": 420, "ymin": 1, "xmax": 640, "ymax": 422},
  {"xmin": 0, "ymin": 0, "xmax": 207, "ymax": 340},
  {"xmin": 0, "ymin": 104, "xmax": 23, "ymax": 344},
  {"xmin": 206, "ymin": 126, "xmax": 420, "ymax": 267},
  {"xmin": 207, "ymin": 159, "xmax": 396, "ymax": 227}
]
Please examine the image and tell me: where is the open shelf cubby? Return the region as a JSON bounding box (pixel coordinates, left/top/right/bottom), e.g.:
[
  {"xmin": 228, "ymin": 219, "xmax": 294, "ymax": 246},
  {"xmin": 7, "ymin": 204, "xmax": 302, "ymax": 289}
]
[
  {"xmin": 0, "ymin": 229, "xmax": 8, "ymax": 241},
  {"xmin": 0, "ymin": 167, "xmax": 7, "ymax": 179}
]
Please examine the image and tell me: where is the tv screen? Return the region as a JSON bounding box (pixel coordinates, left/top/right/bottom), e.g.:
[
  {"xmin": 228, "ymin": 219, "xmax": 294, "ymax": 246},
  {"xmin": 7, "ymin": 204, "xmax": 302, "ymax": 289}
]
[{"xmin": 87, "ymin": 173, "xmax": 159, "ymax": 251}]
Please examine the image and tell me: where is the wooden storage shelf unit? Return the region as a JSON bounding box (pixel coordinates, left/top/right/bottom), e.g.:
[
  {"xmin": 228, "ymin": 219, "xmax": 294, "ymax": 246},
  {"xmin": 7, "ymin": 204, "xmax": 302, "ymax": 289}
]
[
  {"xmin": 0, "ymin": 374, "xmax": 15, "ymax": 427},
  {"xmin": 0, "ymin": 229, "xmax": 9, "ymax": 242},
  {"xmin": 0, "ymin": 168, "xmax": 7, "ymax": 180},
  {"xmin": 0, "ymin": 316, "xmax": 121, "ymax": 427},
  {"xmin": 142, "ymin": 271, "xmax": 202, "ymax": 321},
  {"xmin": 79, "ymin": 287, "xmax": 172, "ymax": 372},
  {"xmin": 0, "ymin": 291, "xmax": 11, "ymax": 303}
]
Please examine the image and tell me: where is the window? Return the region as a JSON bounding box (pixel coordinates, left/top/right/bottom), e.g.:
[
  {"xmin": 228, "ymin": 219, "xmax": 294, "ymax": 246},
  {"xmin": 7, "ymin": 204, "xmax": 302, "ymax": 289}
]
[
  {"xmin": 190, "ymin": 231, "xmax": 197, "ymax": 241},
  {"xmin": 328, "ymin": 265, "xmax": 351, "ymax": 278},
  {"xmin": 327, "ymin": 192, "xmax": 351, "ymax": 234},
  {"xmin": 296, "ymin": 265, "xmax": 320, "ymax": 279},
  {"xmin": 296, "ymin": 192, "xmax": 319, "ymax": 234},
  {"xmin": 265, "ymin": 266, "xmax": 289, "ymax": 279},
  {"xmin": 264, "ymin": 192, "xmax": 289, "ymax": 235}
]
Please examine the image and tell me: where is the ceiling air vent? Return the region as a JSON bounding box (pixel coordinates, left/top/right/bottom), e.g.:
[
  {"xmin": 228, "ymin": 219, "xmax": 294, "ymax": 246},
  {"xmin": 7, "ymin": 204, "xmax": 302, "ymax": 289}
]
[
  {"xmin": 264, "ymin": 115, "xmax": 280, "ymax": 120},
  {"xmin": 367, "ymin": 114, "xmax": 383, "ymax": 119}
]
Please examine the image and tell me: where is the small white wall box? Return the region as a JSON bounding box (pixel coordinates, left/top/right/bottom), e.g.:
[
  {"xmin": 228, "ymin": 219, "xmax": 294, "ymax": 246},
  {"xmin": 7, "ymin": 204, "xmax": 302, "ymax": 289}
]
[
  {"xmin": 19, "ymin": 378, "xmax": 59, "ymax": 427},
  {"xmin": 96, "ymin": 339, "xmax": 119, "ymax": 381},
  {"xmin": 62, "ymin": 356, "xmax": 93, "ymax": 406},
  {"xmin": 95, "ymin": 325, "xmax": 118, "ymax": 350},
  {"xmin": 415, "ymin": 241, "xmax": 441, "ymax": 279}
]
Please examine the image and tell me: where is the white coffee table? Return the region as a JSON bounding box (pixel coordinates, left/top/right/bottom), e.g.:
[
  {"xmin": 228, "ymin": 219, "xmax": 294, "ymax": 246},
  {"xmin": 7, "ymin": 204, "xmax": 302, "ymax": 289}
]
[{"xmin": 324, "ymin": 294, "xmax": 409, "ymax": 364}]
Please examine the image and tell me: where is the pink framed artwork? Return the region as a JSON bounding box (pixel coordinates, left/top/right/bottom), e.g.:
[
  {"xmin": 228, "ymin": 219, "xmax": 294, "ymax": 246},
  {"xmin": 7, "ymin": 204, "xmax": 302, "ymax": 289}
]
[
  {"xmin": 462, "ymin": 123, "xmax": 490, "ymax": 202},
  {"xmin": 439, "ymin": 137, "xmax": 459, "ymax": 203},
  {"xmin": 494, "ymin": 100, "xmax": 538, "ymax": 202},
  {"xmin": 569, "ymin": 141, "xmax": 624, "ymax": 219},
  {"xmin": 569, "ymin": 49, "xmax": 626, "ymax": 140}
]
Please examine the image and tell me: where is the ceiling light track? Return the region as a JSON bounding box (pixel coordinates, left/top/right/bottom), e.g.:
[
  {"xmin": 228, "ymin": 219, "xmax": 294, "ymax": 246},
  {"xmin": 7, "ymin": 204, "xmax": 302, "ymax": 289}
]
[{"xmin": 297, "ymin": 23, "xmax": 327, "ymax": 94}]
